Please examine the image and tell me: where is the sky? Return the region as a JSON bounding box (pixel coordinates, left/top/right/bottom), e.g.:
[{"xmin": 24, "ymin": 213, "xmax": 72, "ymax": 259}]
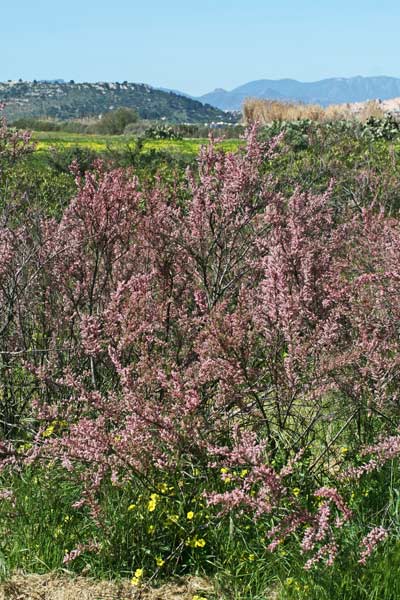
[{"xmin": 2, "ymin": 0, "xmax": 400, "ymax": 96}]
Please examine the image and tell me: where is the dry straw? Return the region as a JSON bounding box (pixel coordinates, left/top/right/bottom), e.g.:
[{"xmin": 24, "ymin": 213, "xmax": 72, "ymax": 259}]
[
  {"xmin": 242, "ymin": 98, "xmax": 386, "ymax": 124},
  {"xmin": 0, "ymin": 573, "xmax": 214, "ymax": 600}
]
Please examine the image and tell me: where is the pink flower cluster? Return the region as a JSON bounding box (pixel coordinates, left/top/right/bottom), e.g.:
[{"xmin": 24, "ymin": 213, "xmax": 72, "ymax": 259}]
[{"xmin": 358, "ymin": 527, "xmax": 388, "ymax": 565}]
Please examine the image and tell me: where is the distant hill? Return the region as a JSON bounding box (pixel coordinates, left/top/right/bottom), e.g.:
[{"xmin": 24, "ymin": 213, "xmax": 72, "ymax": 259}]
[
  {"xmin": 197, "ymin": 76, "xmax": 400, "ymax": 110},
  {"xmin": 38, "ymin": 79, "xmax": 66, "ymax": 84},
  {"xmin": 0, "ymin": 81, "xmax": 233, "ymax": 124}
]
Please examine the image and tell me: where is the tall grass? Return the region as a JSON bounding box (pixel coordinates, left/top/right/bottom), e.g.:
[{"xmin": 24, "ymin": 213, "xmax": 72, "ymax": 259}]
[
  {"xmin": 1, "ymin": 463, "xmax": 400, "ymax": 599},
  {"xmin": 242, "ymin": 98, "xmax": 386, "ymax": 124}
]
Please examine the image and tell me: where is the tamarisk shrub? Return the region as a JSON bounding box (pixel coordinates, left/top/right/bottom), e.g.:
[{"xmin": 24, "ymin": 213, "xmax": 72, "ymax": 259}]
[
  {"xmin": 0, "ymin": 107, "xmax": 38, "ymax": 439},
  {"xmin": 1, "ymin": 121, "xmax": 400, "ymax": 569},
  {"xmin": 0, "ymin": 104, "xmax": 34, "ymax": 175}
]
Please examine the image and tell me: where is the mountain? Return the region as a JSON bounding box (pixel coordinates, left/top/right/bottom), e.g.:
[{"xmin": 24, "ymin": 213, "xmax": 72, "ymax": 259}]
[
  {"xmin": 199, "ymin": 86, "xmax": 285, "ymax": 111},
  {"xmin": 0, "ymin": 81, "xmax": 233, "ymax": 124},
  {"xmin": 197, "ymin": 76, "xmax": 400, "ymax": 110}
]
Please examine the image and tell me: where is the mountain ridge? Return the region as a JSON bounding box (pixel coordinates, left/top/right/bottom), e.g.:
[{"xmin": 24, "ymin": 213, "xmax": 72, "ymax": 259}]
[{"xmin": 196, "ymin": 76, "xmax": 400, "ymax": 110}]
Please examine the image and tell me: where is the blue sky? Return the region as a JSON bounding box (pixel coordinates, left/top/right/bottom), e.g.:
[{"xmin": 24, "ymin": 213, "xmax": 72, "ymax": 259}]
[{"xmin": 2, "ymin": 0, "xmax": 400, "ymax": 95}]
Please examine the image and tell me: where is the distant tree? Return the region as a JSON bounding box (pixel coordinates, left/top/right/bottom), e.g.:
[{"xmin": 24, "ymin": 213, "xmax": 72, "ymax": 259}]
[{"xmin": 97, "ymin": 107, "xmax": 139, "ymax": 135}]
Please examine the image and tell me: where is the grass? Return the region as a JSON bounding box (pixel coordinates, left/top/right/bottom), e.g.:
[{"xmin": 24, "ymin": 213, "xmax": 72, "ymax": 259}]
[{"xmin": 1, "ymin": 463, "xmax": 399, "ymax": 599}]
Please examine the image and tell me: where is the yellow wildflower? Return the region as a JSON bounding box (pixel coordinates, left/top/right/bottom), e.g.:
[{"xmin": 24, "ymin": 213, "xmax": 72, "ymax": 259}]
[
  {"xmin": 167, "ymin": 514, "xmax": 179, "ymax": 524},
  {"xmin": 340, "ymin": 446, "xmax": 349, "ymax": 455},
  {"xmin": 17, "ymin": 442, "xmax": 32, "ymax": 454},
  {"xmin": 158, "ymin": 482, "xmax": 168, "ymax": 494},
  {"xmin": 186, "ymin": 536, "xmax": 206, "ymax": 548},
  {"xmin": 248, "ymin": 553, "xmax": 255, "ymax": 562},
  {"xmin": 220, "ymin": 467, "xmax": 229, "ymax": 474},
  {"xmin": 187, "ymin": 511, "xmax": 195, "ymax": 520},
  {"xmin": 240, "ymin": 469, "xmax": 248, "ymax": 477},
  {"xmin": 42, "ymin": 420, "xmax": 68, "ymax": 438},
  {"xmin": 148, "ymin": 524, "xmax": 155, "ymax": 534},
  {"xmin": 54, "ymin": 525, "xmax": 63, "ymax": 538},
  {"xmin": 292, "ymin": 487, "xmax": 301, "ymax": 497},
  {"xmin": 155, "ymin": 556, "xmax": 165, "ymax": 567},
  {"xmin": 147, "ymin": 494, "xmax": 159, "ymax": 512},
  {"xmin": 192, "ymin": 596, "xmax": 208, "ymax": 600},
  {"xmin": 42, "ymin": 424, "xmax": 55, "ymax": 438},
  {"xmin": 128, "ymin": 504, "xmax": 136, "ymax": 511}
]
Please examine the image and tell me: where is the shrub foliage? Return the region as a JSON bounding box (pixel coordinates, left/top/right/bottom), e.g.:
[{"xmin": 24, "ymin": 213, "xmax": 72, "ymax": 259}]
[{"xmin": 0, "ymin": 109, "xmax": 400, "ymax": 594}]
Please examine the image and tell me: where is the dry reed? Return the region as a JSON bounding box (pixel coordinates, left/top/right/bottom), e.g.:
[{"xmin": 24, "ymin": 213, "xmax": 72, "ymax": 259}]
[{"xmin": 242, "ymin": 97, "xmax": 386, "ymax": 124}]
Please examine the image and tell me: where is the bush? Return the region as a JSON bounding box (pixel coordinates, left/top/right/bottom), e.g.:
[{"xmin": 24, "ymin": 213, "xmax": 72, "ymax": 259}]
[
  {"xmin": 144, "ymin": 124, "xmax": 182, "ymax": 140},
  {"xmin": 1, "ymin": 110, "xmax": 400, "ymax": 595},
  {"xmin": 11, "ymin": 117, "xmax": 62, "ymax": 132},
  {"xmin": 123, "ymin": 121, "xmax": 151, "ymax": 136},
  {"xmin": 361, "ymin": 114, "xmax": 400, "ymax": 141},
  {"xmin": 45, "ymin": 145, "xmax": 99, "ymax": 175},
  {"xmin": 96, "ymin": 107, "xmax": 139, "ymax": 135}
]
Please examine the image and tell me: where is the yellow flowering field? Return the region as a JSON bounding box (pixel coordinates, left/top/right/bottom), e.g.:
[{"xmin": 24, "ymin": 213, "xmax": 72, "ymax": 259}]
[{"xmin": 33, "ymin": 132, "xmax": 241, "ymax": 156}]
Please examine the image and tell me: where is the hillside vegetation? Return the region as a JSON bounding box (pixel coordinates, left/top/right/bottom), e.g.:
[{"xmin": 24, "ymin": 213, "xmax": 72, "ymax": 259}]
[{"xmin": 0, "ymin": 80, "xmax": 233, "ymax": 123}]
